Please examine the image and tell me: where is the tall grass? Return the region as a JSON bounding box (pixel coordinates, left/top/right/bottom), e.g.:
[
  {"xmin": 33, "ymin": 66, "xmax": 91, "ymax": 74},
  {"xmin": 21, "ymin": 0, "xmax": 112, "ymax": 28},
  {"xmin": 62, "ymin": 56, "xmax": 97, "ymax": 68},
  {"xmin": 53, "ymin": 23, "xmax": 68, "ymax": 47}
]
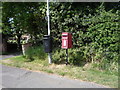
[
  {"xmin": 24, "ymin": 45, "xmax": 47, "ymax": 61},
  {"xmin": 24, "ymin": 45, "xmax": 118, "ymax": 74},
  {"xmin": 52, "ymin": 48, "xmax": 118, "ymax": 74}
]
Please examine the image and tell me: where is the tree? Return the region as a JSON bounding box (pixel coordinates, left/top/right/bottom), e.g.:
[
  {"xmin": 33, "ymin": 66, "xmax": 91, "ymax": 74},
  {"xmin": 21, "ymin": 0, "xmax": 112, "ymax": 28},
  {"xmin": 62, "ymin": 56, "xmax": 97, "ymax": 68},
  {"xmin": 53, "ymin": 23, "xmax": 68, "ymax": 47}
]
[{"xmin": 2, "ymin": 2, "xmax": 40, "ymax": 50}]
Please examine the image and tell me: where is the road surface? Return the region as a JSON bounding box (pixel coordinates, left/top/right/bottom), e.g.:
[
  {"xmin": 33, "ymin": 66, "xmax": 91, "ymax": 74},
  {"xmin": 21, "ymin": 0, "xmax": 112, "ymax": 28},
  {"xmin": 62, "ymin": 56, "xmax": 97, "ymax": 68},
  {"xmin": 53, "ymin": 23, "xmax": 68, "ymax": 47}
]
[
  {"xmin": 0, "ymin": 65, "xmax": 109, "ymax": 88},
  {"xmin": 0, "ymin": 52, "xmax": 21, "ymax": 60}
]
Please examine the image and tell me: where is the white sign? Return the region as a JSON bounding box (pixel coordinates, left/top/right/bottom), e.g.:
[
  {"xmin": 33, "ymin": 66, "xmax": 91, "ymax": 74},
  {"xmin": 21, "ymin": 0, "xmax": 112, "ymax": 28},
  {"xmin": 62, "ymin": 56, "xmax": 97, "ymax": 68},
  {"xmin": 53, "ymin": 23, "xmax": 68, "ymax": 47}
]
[{"xmin": 64, "ymin": 40, "xmax": 67, "ymax": 47}]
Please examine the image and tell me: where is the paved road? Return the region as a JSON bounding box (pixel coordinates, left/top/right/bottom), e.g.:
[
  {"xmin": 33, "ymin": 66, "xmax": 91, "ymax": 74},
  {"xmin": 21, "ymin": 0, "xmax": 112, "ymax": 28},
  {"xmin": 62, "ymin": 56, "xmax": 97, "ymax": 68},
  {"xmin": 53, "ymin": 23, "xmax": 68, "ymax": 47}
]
[
  {"xmin": 0, "ymin": 65, "xmax": 108, "ymax": 88},
  {"xmin": 0, "ymin": 52, "xmax": 21, "ymax": 60}
]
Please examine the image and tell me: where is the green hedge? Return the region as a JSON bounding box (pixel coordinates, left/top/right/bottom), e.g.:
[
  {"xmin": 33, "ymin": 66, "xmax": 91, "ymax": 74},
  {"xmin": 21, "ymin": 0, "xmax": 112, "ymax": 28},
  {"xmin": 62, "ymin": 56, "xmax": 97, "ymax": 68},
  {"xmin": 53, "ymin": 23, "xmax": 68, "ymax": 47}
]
[
  {"xmin": 50, "ymin": 3, "xmax": 119, "ymax": 71},
  {"xmin": 3, "ymin": 2, "xmax": 119, "ymax": 72}
]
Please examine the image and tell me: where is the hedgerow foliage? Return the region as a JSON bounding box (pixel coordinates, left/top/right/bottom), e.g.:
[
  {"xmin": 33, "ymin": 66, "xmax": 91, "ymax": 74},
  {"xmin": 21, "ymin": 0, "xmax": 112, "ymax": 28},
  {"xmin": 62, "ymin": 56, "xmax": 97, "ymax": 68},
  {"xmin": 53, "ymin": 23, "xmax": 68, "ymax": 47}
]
[
  {"xmin": 2, "ymin": 2, "xmax": 119, "ymax": 71},
  {"xmin": 81, "ymin": 8, "xmax": 119, "ymax": 70},
  {"xmin": 49, "ymin": 3, "xmax": 119, "ymax": 71}
]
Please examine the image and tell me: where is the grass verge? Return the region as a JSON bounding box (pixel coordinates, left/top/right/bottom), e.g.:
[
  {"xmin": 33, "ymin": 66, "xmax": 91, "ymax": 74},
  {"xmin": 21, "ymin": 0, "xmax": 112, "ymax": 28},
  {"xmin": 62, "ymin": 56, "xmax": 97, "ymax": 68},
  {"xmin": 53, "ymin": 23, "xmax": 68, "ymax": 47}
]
[{"xmin": 0, "ymin": 55, "xmax": 118, "ymax": 88}]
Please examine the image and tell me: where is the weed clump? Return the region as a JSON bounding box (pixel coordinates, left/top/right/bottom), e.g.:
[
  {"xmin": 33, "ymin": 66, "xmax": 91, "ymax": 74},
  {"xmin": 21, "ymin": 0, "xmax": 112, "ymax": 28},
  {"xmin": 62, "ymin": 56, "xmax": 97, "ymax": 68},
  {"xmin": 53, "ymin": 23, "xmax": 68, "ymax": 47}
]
[{"xmin": 24, "ymin": 45, "xmax": 47, "ymax": 62}]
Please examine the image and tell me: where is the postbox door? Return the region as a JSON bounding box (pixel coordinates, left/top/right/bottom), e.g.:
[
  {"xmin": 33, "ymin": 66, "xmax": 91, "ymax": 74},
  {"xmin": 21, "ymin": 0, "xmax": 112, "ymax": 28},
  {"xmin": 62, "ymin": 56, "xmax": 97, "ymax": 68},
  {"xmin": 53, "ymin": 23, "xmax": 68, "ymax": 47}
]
[
  {"xmin": 62, "ymin": 38, "xmax": 68, "ymax": 48},
  {"xmin": 62, "ymin": 32, "xmax": 69, "ymax": 49}
]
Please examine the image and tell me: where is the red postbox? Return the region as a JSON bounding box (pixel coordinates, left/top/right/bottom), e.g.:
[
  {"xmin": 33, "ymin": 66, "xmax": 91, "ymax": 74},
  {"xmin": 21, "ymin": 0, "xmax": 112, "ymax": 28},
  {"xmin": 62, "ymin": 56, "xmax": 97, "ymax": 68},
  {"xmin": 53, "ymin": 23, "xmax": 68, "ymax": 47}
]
[{"xmin": 62, "ymin": 32, "xmax": 72, "ymax": 49}]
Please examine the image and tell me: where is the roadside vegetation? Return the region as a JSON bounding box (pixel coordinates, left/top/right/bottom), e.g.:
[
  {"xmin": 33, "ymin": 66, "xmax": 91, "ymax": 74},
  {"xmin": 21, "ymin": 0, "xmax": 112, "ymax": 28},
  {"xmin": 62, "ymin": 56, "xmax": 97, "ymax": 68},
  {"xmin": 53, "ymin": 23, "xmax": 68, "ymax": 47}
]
[
  {"xmin": 1, "ymin": 2, "xmax": 119, "ymax": 88},
  {"xmin": 1, "ymin": 53, "xmax": 118, "ymax": 88},
  {"xmin": 1, "ymin": 45, "xmax": 118, "ymax": 88}
]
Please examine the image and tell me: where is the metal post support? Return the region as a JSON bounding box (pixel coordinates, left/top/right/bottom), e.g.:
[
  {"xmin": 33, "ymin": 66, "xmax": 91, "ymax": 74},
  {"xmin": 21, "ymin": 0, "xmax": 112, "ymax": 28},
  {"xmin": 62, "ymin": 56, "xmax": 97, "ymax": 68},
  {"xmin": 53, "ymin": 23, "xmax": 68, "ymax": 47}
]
[
  {"xmin": 48, "ymin": 53, "xmax": 52, "ymax": 64},
  {"xmin": 47, "ymin": 0, "xmax": 50, "ymax": 36},
  {"xmin": 47, "ymin": 0, "xmax": 52, "ymax": 64},
  {"xmin": 66, "ymin": 49, "xmax": 68, "ymax": 65}
]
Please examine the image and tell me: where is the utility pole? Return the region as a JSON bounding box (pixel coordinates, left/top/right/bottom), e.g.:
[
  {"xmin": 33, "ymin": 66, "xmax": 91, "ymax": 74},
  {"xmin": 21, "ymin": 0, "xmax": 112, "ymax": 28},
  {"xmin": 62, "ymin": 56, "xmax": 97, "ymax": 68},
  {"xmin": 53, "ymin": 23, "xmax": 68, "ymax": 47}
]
[{"xmin": 47, "ymin": 0, "xmax": 52, "ymax": 64}]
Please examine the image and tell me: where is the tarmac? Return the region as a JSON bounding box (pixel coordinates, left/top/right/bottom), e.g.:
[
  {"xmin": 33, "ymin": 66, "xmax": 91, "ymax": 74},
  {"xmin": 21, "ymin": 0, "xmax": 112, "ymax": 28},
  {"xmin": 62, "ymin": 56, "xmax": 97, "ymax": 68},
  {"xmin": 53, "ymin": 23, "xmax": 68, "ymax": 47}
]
[
  {"xmin": 1, "ymin": 65, "xmax": 109, "ymax": 88},
  {"xmin": 0, "ymin": 53, "xmax": 116, "ymax": 89}
]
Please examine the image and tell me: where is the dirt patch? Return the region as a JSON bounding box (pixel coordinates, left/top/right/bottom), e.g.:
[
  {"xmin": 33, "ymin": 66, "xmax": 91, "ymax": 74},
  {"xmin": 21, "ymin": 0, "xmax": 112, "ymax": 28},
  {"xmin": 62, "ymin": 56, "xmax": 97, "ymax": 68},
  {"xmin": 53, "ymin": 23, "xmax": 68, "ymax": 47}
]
[
  {"xmin": 1, "ymin": 59, "xmax": 13, "ymax": 64},
  {"xmin": 49, "ymin": 64, "xmax": 66, "ymax": 69}
]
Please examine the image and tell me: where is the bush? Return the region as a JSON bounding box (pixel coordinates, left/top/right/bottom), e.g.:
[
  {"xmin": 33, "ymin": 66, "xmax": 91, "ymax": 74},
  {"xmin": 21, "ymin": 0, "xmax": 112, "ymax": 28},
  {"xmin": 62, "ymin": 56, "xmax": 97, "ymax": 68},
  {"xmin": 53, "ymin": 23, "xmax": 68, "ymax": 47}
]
[
  {"xmin": 52, "ymin": 48, "xmax": 85, "ymax": 66},
  {"xmin": 81, "ymin": 8, "xmax": 119, "ymax": 72},
  {"xmin": 24, "ymin": 45, "xmax": 47, "ymax": 61},
  {"xmin": 52, "ymin": 49, "xmax": 66, "ymax": 64},
  {"xmin": 69, "ymin": 48, "xmax": 85, "ymax": 65},
  {"xmin": 50, "ymin": 3, "xmax": 119, "ymax": 72}
]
